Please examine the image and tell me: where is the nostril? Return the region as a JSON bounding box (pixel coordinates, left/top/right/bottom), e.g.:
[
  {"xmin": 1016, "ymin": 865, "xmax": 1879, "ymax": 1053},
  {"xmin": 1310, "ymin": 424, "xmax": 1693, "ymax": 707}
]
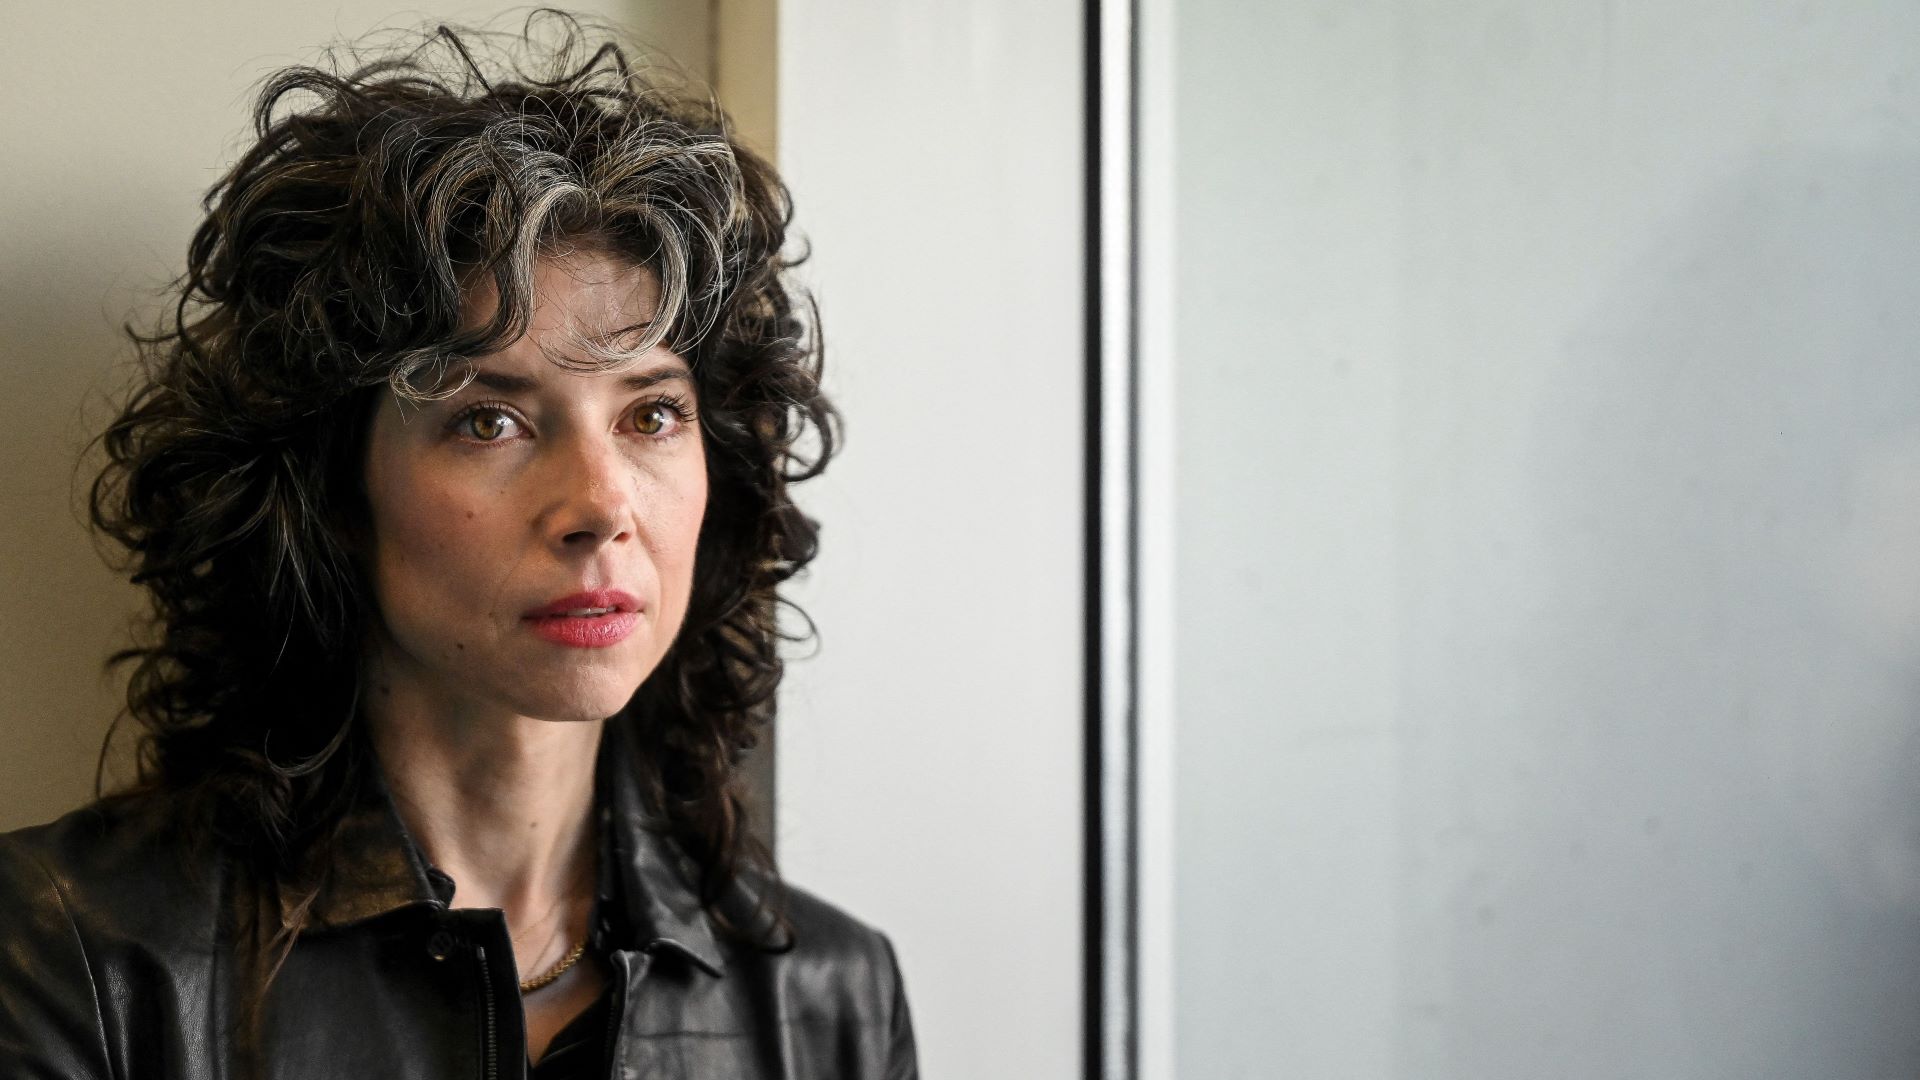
[{"xmin": 561, "ymin": 525, "xmax": 630, "ymax": 545}]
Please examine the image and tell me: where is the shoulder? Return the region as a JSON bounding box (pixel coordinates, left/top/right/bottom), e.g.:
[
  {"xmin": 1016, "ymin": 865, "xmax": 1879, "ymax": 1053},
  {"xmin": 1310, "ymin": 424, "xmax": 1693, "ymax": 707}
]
[
  {"xmin": 719, "ymin": 872, "xmax": 903, "ymax": 976},
  {"xmin": 755, "ymin": 881, "xmax": 919, "ymax": 1077},
  {"xmin": 0, "ymin": 793, "xmax": 222, "ymax": 1078},
  {"xmin": 0, "ymin": 792, "xmax": 225, "ymax": 953},
  {"xmin": 720, "ymin": 876, "xmax": 914, "ymax": 1028},
  {"xmin": 0, "ymin": 806, "xmax": 100, "ymax": 958},
  {"xmin": 781, "ymin": 880, "xmax": 907, "ymax": 982}
]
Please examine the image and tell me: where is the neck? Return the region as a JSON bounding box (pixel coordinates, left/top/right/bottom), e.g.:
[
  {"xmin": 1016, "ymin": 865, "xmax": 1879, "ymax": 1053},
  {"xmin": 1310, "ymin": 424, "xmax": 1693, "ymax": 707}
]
[{"xmin": 363, "ymin": 669, "xmax": 604, "ymax": 938}]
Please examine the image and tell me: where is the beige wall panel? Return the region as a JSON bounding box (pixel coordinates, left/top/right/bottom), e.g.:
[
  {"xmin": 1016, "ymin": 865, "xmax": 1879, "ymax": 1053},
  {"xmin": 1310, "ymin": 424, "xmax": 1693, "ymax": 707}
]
[{"xmin": 714, "ymin": 0, "xmax": 777, "ymax": 160}]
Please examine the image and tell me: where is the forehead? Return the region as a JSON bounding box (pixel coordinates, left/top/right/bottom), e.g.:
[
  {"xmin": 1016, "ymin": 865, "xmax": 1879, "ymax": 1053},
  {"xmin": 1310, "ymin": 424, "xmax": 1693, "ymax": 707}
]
[
  {"xmin": 452, "ymin": 250, "xmax": 681, "ymax": 378},
  {"xmin": 464, "ymin": 249, "xmax": 663, "ymax": 346}
]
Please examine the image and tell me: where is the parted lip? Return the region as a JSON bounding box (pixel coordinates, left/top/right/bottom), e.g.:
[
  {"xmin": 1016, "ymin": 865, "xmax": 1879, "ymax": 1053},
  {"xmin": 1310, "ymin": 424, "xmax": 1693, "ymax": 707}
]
[{"xmin": 522, "ymin": 588, "xmax": 642, "ymax": 619}]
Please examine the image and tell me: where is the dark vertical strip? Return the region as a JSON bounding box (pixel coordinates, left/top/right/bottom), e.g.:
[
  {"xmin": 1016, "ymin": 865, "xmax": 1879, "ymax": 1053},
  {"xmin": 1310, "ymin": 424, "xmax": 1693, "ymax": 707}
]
[
  {"xmin": 1081, "ymin": 0, "xmax": 1108, "ymax": 1072},
  {"xmin": 1122, "ymin": 0, "xmax": 1143, "ymax": 1074},
  {"xmin": 743, "ymin": 723, "xmax": 775, "ymax": 853},
  {"xmin": 1086, "ymin": 0, "xmax": 1140, "ymax": 1076}
]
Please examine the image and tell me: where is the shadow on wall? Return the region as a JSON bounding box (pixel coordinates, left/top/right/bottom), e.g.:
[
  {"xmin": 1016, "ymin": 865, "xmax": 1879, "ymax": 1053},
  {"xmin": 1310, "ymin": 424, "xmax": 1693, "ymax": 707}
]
[
  {"xmin": 1421, "ymin": 152, "xmax": 1920, "ymax": 1078},
  {"xmin": 0, "ymin": 220, "xmax": 155, "ymax": 830}
]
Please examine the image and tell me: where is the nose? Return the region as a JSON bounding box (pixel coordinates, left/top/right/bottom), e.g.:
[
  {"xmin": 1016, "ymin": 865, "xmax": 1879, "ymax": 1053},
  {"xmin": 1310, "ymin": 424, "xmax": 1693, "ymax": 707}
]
[{"xmin": 542, "ymin": 433, "xmax": 636, "ymax": 551}]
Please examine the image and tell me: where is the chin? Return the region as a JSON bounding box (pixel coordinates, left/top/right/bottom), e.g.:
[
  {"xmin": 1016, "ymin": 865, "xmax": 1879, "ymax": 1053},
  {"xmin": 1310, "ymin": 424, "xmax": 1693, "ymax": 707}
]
[
  {"xmin": 514, "ymin": 692, "xmax": 638, "ymax": 725},
  {"xmin": 498, "ymin": 641, "xmax": 660, "ymax": 716},
  {"xmin": 506, "ymin": 673, "xmax": 645, "ymax": 724}
]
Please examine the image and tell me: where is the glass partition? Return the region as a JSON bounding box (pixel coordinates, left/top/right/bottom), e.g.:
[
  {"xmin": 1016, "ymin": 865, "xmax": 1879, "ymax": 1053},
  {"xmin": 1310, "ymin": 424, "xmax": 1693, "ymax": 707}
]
[{"xmin": 1115, "ymin": 2, "xmax": 1920, "ymax": 1076}]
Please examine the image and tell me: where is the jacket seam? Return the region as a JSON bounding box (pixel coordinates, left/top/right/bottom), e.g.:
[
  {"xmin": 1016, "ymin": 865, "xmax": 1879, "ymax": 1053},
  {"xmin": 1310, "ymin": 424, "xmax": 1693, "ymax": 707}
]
[{"xmin": 16, "ymin": 842, "xmax": 116, "ymax": 1080}]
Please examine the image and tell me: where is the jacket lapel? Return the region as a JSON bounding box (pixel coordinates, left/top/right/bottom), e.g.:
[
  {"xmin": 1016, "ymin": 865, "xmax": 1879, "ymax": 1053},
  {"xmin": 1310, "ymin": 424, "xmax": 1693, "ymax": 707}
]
[
  {"xmin": 594, "ymin": 718, "xmax": 727, "ymax": 975},
  {"xmin": 280, "ymin": 753, "xmax": 440, "ymax": 933},
  {"xmin": 282, "ymin": 719, "xmax": 732, "ymax": 979}
]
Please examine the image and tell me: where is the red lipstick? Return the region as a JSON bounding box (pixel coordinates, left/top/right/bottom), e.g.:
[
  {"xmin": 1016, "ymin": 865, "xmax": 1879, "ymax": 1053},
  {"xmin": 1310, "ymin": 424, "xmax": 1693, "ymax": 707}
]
[{"xmin": 522, "ymin": 588, "xmax": 641, "ymax": 648}]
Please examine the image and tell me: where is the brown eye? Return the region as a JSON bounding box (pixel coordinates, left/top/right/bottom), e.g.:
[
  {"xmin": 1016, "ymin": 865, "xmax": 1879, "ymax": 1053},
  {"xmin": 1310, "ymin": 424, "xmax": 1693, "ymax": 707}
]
[
  {"xmin": 464, "ymin": 408, "xmax": 517, "ymax": 441},
  {"xmin": 632, "ymin": 402, "xmax": 673, "ymax": 436}
]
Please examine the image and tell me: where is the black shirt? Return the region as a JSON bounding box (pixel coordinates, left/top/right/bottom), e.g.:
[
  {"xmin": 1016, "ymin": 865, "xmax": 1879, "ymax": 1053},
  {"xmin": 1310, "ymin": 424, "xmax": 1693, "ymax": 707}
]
[{"xmin": 528, "ymin": 984, "xmax": 614, "ymax": 1079}]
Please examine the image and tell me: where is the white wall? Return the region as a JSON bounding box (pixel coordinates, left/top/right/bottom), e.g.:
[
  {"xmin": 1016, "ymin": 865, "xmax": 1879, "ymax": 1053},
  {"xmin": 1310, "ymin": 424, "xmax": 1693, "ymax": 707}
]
[
  {"xmin": 773, "ymin": 3, "xmax": 1085, "ymax": 1077},
  {"xmin": 1157, "ymin": 2, "xmax": 1920, "ymax": 1077}
]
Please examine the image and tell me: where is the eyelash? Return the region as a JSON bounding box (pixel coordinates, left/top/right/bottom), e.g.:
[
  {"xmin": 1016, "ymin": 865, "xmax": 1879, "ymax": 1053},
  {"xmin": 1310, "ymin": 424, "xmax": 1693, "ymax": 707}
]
[{"xmin": 446, "ymin": 393, "xmax": 697, "ymax": 446}]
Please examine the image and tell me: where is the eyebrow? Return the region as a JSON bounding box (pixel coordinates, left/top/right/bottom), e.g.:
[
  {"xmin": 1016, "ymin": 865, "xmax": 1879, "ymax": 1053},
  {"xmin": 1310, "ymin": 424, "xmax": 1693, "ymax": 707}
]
[{"xmin": 467, "ymin": 364, "xmax": 693, "ymax": 394}]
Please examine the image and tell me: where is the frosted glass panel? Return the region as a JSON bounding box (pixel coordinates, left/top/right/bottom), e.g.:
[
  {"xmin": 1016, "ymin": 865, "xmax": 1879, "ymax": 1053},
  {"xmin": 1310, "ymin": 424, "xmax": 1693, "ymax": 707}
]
[{"xmin": 1156, "ymin": 3, "xmax": 1920, "ymax": 1076}]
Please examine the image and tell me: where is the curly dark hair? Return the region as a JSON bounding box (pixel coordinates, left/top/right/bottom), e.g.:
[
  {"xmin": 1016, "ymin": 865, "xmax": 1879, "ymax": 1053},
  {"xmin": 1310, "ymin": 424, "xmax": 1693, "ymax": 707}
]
[{"xmin": 86, "ymin": 11, "xmax": 830, "ymax": 971}]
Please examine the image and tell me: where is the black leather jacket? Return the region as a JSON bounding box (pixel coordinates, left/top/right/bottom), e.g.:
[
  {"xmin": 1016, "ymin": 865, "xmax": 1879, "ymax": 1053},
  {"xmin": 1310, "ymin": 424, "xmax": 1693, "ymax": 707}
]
[{"xmin": 0, "ymin": 723, "xmax": 918, "ymax": 1079}]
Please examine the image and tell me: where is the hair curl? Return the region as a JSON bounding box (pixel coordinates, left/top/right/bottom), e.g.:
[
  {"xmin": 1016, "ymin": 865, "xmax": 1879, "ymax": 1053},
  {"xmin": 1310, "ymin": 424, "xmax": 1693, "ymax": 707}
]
[{"xmin": 87, "ymin": 12, "xmax": 830, "ymax": 962}]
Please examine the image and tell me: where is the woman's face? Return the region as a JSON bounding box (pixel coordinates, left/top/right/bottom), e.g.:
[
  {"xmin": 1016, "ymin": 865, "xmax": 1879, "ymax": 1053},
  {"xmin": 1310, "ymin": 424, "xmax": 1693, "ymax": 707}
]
[{"xmin": 360, "ymin": 250, "xmax": 707, "ymax": 724}]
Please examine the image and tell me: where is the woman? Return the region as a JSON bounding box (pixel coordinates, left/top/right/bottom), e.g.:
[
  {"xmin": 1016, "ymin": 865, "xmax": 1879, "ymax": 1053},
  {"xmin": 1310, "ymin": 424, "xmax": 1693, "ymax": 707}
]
[{"xmin": 0, "ymin": 15, "xmax": 915, "ymax": 1079}]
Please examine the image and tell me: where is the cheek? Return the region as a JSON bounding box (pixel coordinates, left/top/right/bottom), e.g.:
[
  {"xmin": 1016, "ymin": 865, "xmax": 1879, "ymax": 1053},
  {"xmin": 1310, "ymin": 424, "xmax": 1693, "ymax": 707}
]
[
  {"xmin": 653, "ymin": 458, "xmax": 710, "ymax": 604},
  {"xmin": 681, "ymin": 464, "xmax": 710, "ymax": 548},
  {"xmin": 368, "ymin": 471, "xmax": 507, "ymax": 623}
]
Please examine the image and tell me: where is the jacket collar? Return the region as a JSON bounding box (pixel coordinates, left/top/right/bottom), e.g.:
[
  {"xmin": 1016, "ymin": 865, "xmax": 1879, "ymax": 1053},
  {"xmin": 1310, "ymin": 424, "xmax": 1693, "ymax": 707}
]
[{"xmin": 287, "ymin": 718, "xmax": 726, "ymax": 976}]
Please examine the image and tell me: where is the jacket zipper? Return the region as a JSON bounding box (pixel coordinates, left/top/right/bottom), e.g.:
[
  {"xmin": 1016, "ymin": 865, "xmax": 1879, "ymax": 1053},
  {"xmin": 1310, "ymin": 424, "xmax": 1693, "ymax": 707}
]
[
  {"xmin": 602, "ymin": 952, "xmax": 633, "ymax": 1070},
  {"xmin": 475, "ymin": 944, "xmax": 500, "ymax": 1080},
  {"xmin": 602, "ymin": 950, "xmax": 645, "ymax": 1073},
  {"xmin": 600, "ymin": 987, "xmax": 620, "ymax": 1069}
]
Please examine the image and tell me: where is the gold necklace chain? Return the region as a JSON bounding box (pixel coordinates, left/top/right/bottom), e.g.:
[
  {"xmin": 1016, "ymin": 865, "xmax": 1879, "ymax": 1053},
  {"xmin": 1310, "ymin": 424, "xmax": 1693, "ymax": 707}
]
[{"xmin": 518, "ymin": 941, "xmax": 587, "ymax": 994}]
